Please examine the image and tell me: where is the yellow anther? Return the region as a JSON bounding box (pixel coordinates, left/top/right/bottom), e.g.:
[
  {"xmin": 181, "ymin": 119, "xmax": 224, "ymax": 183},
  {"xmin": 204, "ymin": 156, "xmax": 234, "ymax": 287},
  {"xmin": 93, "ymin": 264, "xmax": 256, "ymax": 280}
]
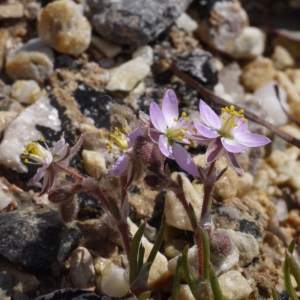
[
  {"xmin": 24, "ymin": 158, "xmax": 29, "ymax": 163},
  {"xmin": 39, "ymin": 137, "xmax": 45, "ymax": 142},
  {"xmin": 189, "ymin": 139, "xmax": 195, "ymax": 147},
  {"xmin": 122, "ymin": 127, "xmax": 128, "ymax": 134},
  {"xmin": 193, "ymin": 128, "xmax": 198, "ymax": 133},
  {"xmin": 234, "ymin": 123, "xmax": 238, "ymax": 127},
  {"xmin": 185, "ymin": 117, "xmax": 189, "ymax": 122},
  {"xmin": 230, "ymin": 105, "xmax": 235, "ymax": 111},
  {"xmin": 242, "ymin": 119, "xmax": 248, "ymax": 123},
  {"xmin": 178, "ymin": 135, "xmax": 183, "ymax": 140},
  {"xmin": 222, "ymin": 116, "xmax": 227, "ymax": 120},
  {"xmin": 174, "ymin": 117, "xmax": 178, "ymax": 122},
  {"xmin": 238, "ymin": 109, "xmax": 244, "ymax": 115},
  {"xmin": 181, "ymin": 112, "xmax": 187, "ymax": 118}
]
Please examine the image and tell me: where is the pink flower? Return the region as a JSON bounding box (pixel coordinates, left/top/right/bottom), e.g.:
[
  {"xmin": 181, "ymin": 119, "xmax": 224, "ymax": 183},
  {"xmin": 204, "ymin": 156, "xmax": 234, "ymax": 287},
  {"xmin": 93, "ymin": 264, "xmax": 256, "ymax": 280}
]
[
  {"xmin": 148, "ymin": 89, "xmax": 198, "ymax": 174},
  {"xmin": 191, "ymin": 100, "xmax": 271, "ymax": 174},
  {"xmin": 22, "ymin": 133, "xmax": 80, "ymax": 195}
]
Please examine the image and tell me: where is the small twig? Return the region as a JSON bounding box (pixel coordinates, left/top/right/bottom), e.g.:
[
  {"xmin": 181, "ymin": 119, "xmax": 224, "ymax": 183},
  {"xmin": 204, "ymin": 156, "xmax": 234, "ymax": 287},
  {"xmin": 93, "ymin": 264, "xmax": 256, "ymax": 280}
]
[{"xmin": 170, "ymin": 64, "xmax": 300, "ymax": 149}]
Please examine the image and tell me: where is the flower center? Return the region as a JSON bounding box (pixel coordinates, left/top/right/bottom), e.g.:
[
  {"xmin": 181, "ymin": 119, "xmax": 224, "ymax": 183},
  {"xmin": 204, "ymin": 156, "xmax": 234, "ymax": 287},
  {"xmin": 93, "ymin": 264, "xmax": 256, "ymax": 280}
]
[
  {"xmin": 107, "ymin": 127, "xmax": 129, "ymax": 153},
  {"xmin": 22, "ymin": 141, "xmax": 48, "ymax": 163},
  {"xmin": 165, "ymin": 112, "xmax": 189, "ymax": 145},
  {"xmin": 218, "ymin": 105, "xmax": 247, "ymax": 139}
]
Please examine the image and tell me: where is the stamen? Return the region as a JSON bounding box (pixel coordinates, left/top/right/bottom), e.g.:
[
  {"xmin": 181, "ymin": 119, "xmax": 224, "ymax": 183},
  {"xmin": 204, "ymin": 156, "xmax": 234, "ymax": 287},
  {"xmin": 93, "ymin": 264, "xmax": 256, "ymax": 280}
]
[{"xmin": 181, "ymin": 112, "xmax": 187, "ymax": 118}]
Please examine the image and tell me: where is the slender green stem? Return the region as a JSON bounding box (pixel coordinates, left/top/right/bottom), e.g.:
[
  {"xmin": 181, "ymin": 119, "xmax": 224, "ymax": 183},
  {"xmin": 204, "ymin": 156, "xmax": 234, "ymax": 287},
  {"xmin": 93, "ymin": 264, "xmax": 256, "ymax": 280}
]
[
  {"xmin": 271, "ymin": 289, "xmax": 279, "ymax": 300},
  {"xmin": 171, "ymin": 256, "xmax": 182, "ymax": 300}
]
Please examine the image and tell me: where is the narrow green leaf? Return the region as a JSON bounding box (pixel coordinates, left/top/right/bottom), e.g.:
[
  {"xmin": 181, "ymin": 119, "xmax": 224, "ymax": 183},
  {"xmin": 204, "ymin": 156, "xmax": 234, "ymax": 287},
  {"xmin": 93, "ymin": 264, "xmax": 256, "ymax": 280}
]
[
  {"xmin": 181, "ymin": 245, "xmax": 194, "ymax": 288},
  {"xmin": 130, "ymin": 262, "xmax": 152, "ymax": 295},
  {"xmin": 284, "ymin": 240, "xmax": 298, "ymax": 300},
  {"xmin": 286, "ymin": 250, "xmax": 300, "ymax": 290},
  {"xmin": 138, "ymin": 244, "xmax": 145, "ymax": 272},
  {"xmin": 146, "ymin": 214, "xmax": 166, "ymax": 264},
  {"xmin": 199, "ymin": 227, "xmax": 210, "ymax": 283},
  {"xmin": 129, "ymin": 222, "xmax": 146, "ymax": 284},
  {"xmin": 138, "ymin": 291, "xmax": 151, "ymax": 300},
  {"xmin": 209, "ymin": 263, "xmax": 223, "ymax": 300},
  {"xmin": 171, "ymin": 256, "xmax": 182, "ymax": 300},
  {"xmin": 271, "ymin": 289, "xmax": 279, "ymax": 300}
]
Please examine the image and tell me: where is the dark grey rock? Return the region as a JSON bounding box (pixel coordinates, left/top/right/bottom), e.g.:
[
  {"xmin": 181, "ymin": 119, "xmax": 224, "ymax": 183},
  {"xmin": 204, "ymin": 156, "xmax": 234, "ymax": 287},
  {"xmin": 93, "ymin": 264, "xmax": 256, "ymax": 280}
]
[
  {"xmin": 0, "ymin": 272, "xmax": 12, "ymax": 300},
  {"xmin": 0, "ymin": 210, "xmax": 81, "ymax": 274},
  {"xmin": 173, "ymin": 48, "xmax": 218, "ymax": 90},
  {"xmin": 34, "ymin": 289, "xmax": 111, "ymax": 300},
  {"xmin": 12, "ymin": 291, "xmax": 30, "ymax": 300},
  {"xmin": 88, "ymin": 0, "xmax": 192, "ymax": 46}
]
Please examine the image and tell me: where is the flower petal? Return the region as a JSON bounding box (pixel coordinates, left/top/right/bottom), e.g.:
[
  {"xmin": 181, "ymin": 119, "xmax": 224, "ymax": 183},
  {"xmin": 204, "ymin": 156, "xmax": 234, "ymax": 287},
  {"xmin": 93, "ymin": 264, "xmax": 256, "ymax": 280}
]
[
  {"xmin": 55, "ymin": 144, "xmax": 70, "ymax": 162},
  {"xmin": 199, "ymin": 100, "xmax": 221, "ymax": 129},
  {"xmin": 221, "ymin": 138, "xmax": 246, "ymax": 153},
  {"xmin": 150, "ymin": 102, "xmax": 167, "ymax": 132},
  {"xmin": 158, "ymin": 135, "xmax": 174, "ymax": 159},
  {"xmin": 128, "ymin": 128, "xmax": 143, "ymax": 148},
  {"xmin": 29, "ymin": 166, "xmax": 46, "ymax": 185},
  {"xmin": 107, "ymin": 154, "xmax": 131, "ymax": 177},
  {"xmin": 173, "ymin": 143, "xmax": 199, "ymax": 177},
  {"xmin": 227, "ymin": 152, "xmax": 244, "ymax": 174},
  {"xmin": 162, "ymin": 89, "xmax": 178, "ymax": 127},
  {"xmin": 194, "ymin": 122, "xmax": 220, "ymax": 139},
  {"xmin": 149, "ymin": 129, "xmax": 161, "ymax": 143},
  {"xmin": 234, "ymin": 132, "xmax": 271, "ymax": 147},
  {"xmin": 206, "ymin": 138, "xmax": 224, "ymax": 163},
  {"xmin": 53, "ymin": 137, "xmax": 66, "ymax": 153},
  {"xmin": 40, "ymin": 167, "xmax": 56, "ymax": 195}
]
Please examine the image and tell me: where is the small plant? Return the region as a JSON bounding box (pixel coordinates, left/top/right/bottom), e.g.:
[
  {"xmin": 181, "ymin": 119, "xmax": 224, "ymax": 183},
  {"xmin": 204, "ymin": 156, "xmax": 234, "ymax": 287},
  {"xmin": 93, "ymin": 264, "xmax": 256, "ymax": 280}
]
[{"xmin": 22, "ymin": 89, "xmax": 271, "ymax": 298}]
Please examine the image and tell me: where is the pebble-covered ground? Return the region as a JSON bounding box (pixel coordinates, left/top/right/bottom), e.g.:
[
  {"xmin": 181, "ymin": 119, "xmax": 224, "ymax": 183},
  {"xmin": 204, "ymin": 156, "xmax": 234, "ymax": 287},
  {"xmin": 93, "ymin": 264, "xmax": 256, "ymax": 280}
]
[{"xmin": 0, "ymin": 0, "xmax": 300, "ymax": 300}]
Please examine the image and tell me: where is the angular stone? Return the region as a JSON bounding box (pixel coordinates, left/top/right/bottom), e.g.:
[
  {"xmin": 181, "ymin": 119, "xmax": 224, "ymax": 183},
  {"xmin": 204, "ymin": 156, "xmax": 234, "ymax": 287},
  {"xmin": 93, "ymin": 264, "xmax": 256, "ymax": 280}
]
[
  {"xmin": 98, "ymin": 262, "xmax": 129, "ymax": 298},
  {"xmin": 218, "ymin": 270, "xmax": 252, "ymax": 300},
  {"xmin": 196, "ymin": 1, "xmax": 248, "ymax": 54},
  {"xmin": 231, "ymin": 27, "xmax": 265, "ymax": 59},
  {"xmin": 38, "ymin": 0, "xmax": 91, "ymax": 56},
  {"xmin": 132, "ymin": 45, "xmax": 154, "ymax": 66},
  {"xmin": 82, "ymin": 150, "xmax": 107, "ymax": 177},
  {"xmin": 91, "ymin": 36, "xmax": 122, "ymax": 58},
  {"xmin": 0, "ymin": 209, "xmax": 81, "ymax": 273},
  {"xmin": 252, "ymin": 80, "xmax": 288, "ymax": 126},
  {"xmin": 89, "ymin": 0, "xmax": 192, "ymax": 46},
  {"xmin": 11, "ymin": 80, "xmax": 42, "ymax": 104},
  {"xmin": 240, "ymin": 58, "xmax": 275, "ymax": 91},
  {"xmin": 106, "ymin": 57, "xmax": 150, "ymax": 92},
  {"xmin": 173, "ymin": 48, "xmax": 218, "ymax": 90},
  {"xmin": 227, "ymin": 229, "xmax": 259, "ymax": 267},
  {"xmin": 69, "ymin": 247, "xmax": 95, "ymax": 289},
  {"xmin": 271, "ymin": 45, "xmax": 295, "ymax": 70},
  {"xmin": 5, "ymin": 38, "xmax": 54, "ymax": 80},
  {"xmin": 274, "ymin": 71, "xmax": 300, "ymax": 103},
  {"xmin": 0, "ymin": 3, "xmax": 23, "ymax": 19},
  {"xmin": 176, "ymin": 13, "xmax": 198, "ymax": 33}
]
